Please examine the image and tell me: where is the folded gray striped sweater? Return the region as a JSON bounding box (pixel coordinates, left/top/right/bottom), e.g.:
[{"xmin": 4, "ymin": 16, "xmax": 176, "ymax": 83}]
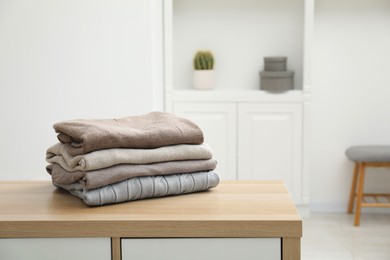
[
  {"xmin": 47, "ymin": 158, "xmax": 217, "ymax": 190},
  {"xmin": 54, "ymin": 171, "xmax": 220, "ymax": 206}
]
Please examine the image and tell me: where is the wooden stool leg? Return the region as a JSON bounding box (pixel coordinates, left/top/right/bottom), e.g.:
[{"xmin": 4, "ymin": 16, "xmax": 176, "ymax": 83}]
[
  {"xmin": 348, "ymin": 162, "xmax": 359, "ymax": 214},
  {"xmin": 354, "ymin": 162, "xmax": 366, "ymax": 226}
]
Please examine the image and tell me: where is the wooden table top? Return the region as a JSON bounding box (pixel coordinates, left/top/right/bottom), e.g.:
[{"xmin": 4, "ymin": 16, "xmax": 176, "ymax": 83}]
[{"xmin": 0, "ymin": 180, "xmax": 301, "ymax": 238}]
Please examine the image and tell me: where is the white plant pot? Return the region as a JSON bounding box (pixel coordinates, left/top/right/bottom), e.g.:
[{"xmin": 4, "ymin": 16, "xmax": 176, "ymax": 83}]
[{"xmin": 193, "ymin": 70, "xmax": 215, "ymax": 90}]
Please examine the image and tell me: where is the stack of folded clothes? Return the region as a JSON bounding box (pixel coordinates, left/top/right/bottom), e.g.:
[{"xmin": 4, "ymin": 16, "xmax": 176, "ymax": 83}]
[{"xmin": 45, "ymin": 112, "xmax": 220, "ymax": 206}]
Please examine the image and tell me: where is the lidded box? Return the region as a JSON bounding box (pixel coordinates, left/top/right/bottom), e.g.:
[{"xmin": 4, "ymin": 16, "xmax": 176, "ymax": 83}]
[
  {"xmin": 260, "ymin": 71, "xmax": 294, "ymax": 92},
  {"xmin": 264, "ymin": 56, "xmax": 287, "ymax": 71},
  {"xmin": 260, "ymin": 56, "xmax": 294, "ymax": 92}
]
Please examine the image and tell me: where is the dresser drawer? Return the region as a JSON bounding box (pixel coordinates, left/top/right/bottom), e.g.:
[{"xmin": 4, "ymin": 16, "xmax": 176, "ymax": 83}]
[
  {"xmin": 122, "ymin": 238, "xmax": 281, "ymax": 260},
  {"xmin": 0, "ymin": 238, "xmax": 111, "ymax": 260}
]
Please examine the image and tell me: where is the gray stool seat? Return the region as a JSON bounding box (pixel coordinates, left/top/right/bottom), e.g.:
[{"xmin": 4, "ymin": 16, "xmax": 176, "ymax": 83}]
[{"xmin": 346, "ymin": 145, "xmax": 390, "ymax": 162}]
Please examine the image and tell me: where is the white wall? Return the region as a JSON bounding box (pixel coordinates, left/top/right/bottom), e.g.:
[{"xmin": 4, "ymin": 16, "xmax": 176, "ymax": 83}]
[
  {"xmin": 0, "ymin": 0, "xmax": 163, "ymax": 180},
  {"xmin": 311, "ymin": 0, "xmax": 390, "ymax": 211}
]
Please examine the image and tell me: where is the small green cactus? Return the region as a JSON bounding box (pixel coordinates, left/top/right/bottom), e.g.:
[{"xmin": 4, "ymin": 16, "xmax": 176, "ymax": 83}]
[{"xmin": 193, "ymin": 50, "xmax": 214, "ymax": 70}]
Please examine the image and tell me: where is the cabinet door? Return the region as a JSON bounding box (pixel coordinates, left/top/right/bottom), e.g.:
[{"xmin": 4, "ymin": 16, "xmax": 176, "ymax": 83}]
[
  {"xmin": 122, "ymin": 238, "xmax": 280, "ymax": 260},
  {"xmin": 173, "ymin": 102, "xmax": 237, "ymax": 180},
  {"xmin": 0, "ymin": 238, "xmax": 111, "ymax": 260},
  {"xmin": 238, "ymin": 103, "xmax": 303, "ymax": 203}
]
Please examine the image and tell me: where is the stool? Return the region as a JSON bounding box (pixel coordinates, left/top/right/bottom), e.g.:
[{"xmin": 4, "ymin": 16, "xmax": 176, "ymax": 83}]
[{"xmin": 346, "ymin": 146, "xmax": 390, "ymax": 226}]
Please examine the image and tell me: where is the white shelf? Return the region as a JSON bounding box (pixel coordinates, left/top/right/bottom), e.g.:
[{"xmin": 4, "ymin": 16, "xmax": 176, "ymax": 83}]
[{"xmin": 170, "ymin": 89, "xmax": 304, "ymax": 103}]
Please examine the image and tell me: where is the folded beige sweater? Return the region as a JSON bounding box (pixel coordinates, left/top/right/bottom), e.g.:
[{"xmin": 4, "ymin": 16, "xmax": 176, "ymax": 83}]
[
  {"xmin": 46, "ymin": 142, "xmax": 213, "ymax": 172},
  {"xmin": 47, "ymin": 159, "xmax": 217, "ymax": 190},
  {"xmin": 54, "ymin": 112, "xmax": 204, "ymax": 156}
]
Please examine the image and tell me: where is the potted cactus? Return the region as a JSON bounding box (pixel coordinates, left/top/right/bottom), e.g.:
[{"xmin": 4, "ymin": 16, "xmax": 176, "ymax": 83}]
[{"xmin": 193, "ymin": 50, "xmax": 215, "ymax": 90}]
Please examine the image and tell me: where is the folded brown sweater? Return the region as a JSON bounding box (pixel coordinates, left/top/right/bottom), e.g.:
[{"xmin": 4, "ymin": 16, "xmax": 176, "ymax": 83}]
[
  {"xmin": 47, "ymin": 159, "xmax": 217, "ymax": 190},
  {"xmin": 54, "ymin": 112, "xmax": 204, "ymax": 156}
]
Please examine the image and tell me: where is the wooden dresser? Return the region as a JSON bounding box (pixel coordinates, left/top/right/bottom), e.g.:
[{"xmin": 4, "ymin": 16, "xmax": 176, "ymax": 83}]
[{"xmin": 0, "ymin": 180, "xmax": 302, "ymax": 260}]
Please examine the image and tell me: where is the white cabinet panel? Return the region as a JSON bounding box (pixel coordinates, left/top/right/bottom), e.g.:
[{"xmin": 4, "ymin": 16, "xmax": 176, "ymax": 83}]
[
  {"xmin": 173, "ymin": 102, "xmax": 237, "ymax": 180},
  {"xmin": 122, "ymin": 238, "xmax": 280, "ymax": 260},
  {"xmin": 0, "ymin": 238, "xmax": 111, "ymax": 260},
  {"xmin": 173, "ymin": 101, "xmax": 304, "ymax": 204},
  {"xmin": 238, "ymin": 103, "xmax": 303, "ymax": 203}
]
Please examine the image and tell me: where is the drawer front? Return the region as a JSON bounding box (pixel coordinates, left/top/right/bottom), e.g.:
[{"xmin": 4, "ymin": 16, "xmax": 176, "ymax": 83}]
[
  {"xmin": 0, "ymin": 238, "xmax": 111, "ymax": 260},
  {"xmin": 122, "ymin": 238, "xmax": 281, "ymax": 260}
]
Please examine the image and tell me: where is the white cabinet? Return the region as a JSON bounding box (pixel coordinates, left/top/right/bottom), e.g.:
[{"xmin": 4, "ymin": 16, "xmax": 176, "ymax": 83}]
[
  {"xmin": 238, "ymin": 103, "xmax": 303, "ymax": 204},
  {"xmin": 0, "ymin": 238, "xmax": 111, "ymax": 260},
  {"xmin": 121, "ymin": 238, "xmax": 280, "ymax": 260},
  {"xmin": 163, "ymin": 0, "xmax": 314, "ymax": 211},
  {"xmin": 171, "ymin": 97, "xmax": 305, "ymax": 205},
  {"xmin": 173, "ymin": 102, "xmax": 237, "ymax": 180}
]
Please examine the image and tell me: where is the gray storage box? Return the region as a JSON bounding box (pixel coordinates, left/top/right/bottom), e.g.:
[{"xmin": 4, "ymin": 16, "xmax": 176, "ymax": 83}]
[
  {"xmin": 260, "ymin": 71, "xmax": 294, "ymax": 92},
  {"xmin": 264, "ymin": 57, "xmax": 287, "ymax": 71}
]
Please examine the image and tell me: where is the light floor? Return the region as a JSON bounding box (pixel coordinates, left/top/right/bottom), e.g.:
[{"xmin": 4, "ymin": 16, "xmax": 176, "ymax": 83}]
[{"xmin": 302, "ymin": 212, "xmax": 390, "ymax": 260}]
